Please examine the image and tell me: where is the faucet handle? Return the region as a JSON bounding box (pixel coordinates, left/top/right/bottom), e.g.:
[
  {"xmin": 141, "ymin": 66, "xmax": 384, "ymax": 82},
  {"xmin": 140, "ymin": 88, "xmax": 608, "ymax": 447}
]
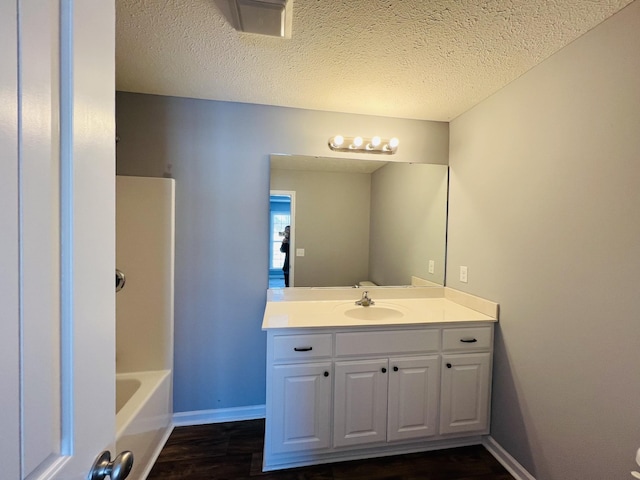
[{"xmin": 355, "ymin": 291, "xmax": 374, "ymax": 306}]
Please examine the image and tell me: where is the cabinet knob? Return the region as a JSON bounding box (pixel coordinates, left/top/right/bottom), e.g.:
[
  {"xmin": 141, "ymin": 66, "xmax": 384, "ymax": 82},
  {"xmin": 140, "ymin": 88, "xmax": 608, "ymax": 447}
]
[
  {"xmin": 323, "ymin": 371, "xmax": 329, "ymax": 377},
  {"xmin": 381, "ymin": 367, "xmax": 387, "ymax": 373},
  {"xmin": 393, "ymin": 366, "xmax": 399, "ymax": 372},
  {"xmin": 446, "ymin": 363, "xmax": 452, "ymax": 368}
]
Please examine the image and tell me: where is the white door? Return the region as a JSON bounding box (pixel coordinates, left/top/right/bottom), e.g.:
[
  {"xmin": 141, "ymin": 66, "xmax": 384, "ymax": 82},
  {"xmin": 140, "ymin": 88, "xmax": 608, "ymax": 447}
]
[
  {"xmin": 333, "ymin": 359, "xmax": 389, "ymax": 447},
  {"xmin": 440, "ymin": 353, "xmax": 491, "ymax": 435},
  {"xmin": 270, "ymin": 363, "xmax": 332, "ymax": 454},
  {"xmin": 0, "ymin": 2, "xmax": 117, "ymax": 479},
  {"xmin": 387, "ymin": 356, "xmax": 440, "ymax": 442}
]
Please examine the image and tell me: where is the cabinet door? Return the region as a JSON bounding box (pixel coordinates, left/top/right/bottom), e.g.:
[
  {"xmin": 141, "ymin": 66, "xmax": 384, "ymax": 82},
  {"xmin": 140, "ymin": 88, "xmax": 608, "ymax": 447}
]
[
  {"xmin": 387, "ymin": 356, "xmax": 440, "ymax": 441},
  {"xmin": 334, "ymin": 359, "xmax": 388, "ymax": 447},
  {"xmin": 270, "ymin": 362, "xmax": 332, "ymax": 454},
  {"xmin": 440, "ymin": 353, "xmax": 491, "ymax": 435}
]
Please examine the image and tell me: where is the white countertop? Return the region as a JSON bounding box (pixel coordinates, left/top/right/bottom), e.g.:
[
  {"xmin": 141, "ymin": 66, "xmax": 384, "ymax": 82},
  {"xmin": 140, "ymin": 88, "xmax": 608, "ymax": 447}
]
[{"xmin": 262, "ymin": 288, "xmax": 498, "ymax": 329}]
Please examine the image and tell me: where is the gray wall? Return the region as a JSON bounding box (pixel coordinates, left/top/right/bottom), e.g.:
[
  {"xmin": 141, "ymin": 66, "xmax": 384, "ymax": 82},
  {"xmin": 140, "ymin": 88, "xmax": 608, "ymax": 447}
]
[
  {"xmin": 115, "ymin": 95, "xmax": 448, "ymax": 411},
  {"xmin": 270, "ymin": 168, "xmax": 371, "ymax": 287},
  {"xmin": 370, "ymin": 163, "xmax": 448, "ymax": 285},
  {"xmin": 447, "ymin": 2, "xmax": 640, "ymax": 479}
]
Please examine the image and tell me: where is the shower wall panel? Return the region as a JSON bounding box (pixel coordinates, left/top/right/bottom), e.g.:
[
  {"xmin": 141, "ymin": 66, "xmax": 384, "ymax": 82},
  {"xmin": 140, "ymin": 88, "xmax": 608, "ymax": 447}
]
[{"xmin": 116, "ymin": 176, "xmax": 175, "ymax": 372}]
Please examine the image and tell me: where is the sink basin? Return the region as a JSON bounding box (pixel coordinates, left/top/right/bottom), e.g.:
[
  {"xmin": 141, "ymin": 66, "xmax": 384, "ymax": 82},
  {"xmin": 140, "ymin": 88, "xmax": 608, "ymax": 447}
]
[
  {"xmin": 333, "ymin": 302, "xmax": 409, "ymax": 321},
  {"xmin": 343, "ymin": 306, "xmax": 405, "ymax": 320}
]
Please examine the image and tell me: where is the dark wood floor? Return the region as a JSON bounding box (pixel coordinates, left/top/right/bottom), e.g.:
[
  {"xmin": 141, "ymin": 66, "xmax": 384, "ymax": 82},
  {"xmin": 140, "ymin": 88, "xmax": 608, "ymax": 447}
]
[{"xmin": 147, "ymin": 420, "xmax": 515, "ymax": 480}]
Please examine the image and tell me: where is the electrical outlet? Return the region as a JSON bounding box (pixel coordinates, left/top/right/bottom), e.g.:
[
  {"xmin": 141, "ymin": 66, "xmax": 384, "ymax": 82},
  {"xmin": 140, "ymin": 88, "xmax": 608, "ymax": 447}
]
[
  {"xmin": 459, "ymin": 266, "xmax": 468, "ymax": 283},
  {"xmin": 296, "ymin": 248, "xmax": 305, "ymax": 257},
  {"xmin": 428, "ymin": 260, "xmax": 435, "ymax": 274}
]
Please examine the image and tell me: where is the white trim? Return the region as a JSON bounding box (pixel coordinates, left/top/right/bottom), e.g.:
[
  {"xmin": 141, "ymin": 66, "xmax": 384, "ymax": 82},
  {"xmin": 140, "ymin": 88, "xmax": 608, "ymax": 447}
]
[
  {"xmin": 138, "ymin": 425, "xmax": 174, "ymax": 480},
  {"xmin": 172, "ymin": 405, "xmax": 266, "ymax": 427},
  {"xmin": 483, "ymin": 436, "xmax": 536, "ymax": 480}
]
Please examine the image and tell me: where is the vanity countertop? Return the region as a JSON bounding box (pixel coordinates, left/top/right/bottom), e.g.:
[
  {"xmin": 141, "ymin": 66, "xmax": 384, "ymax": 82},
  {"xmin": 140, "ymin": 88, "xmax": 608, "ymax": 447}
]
[{"xmin": 262, "ymin": 287, "xmax": 498, "ymax": 329}]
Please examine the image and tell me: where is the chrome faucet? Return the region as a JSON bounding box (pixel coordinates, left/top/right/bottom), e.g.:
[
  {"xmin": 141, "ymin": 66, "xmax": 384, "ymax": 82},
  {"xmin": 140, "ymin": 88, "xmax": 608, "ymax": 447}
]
[{"xmin": 355, "ymin": 291, "xmax": 375, "ymax": 307}]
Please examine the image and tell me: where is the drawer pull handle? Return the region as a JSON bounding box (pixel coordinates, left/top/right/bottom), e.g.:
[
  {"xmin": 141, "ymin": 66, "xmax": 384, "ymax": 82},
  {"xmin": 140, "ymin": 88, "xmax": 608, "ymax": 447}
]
[
  {"xmin": 460, "ymin": 338, "xmax": 477, "ymax": 343},
  {"xmin": 393, "ymin": 366, "xmax": 399, "ymax": 372},
  {"xmin": 381, "ymin": 367, "xmax": 387, "ymax": 373},
  {"xmin": 324, "ymin": 371, "xmax": 329, "ymax": 377},
  {"xmin": 446, "ymin": 363, "xmax": 452, "ymax": 368},
  {"xmin": 293, "ymin": 346, "xmax": 313, "ymax": 352}
]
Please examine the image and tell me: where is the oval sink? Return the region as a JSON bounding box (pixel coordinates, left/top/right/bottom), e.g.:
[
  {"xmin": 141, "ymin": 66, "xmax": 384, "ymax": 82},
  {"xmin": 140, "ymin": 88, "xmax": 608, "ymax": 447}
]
[
  {"xmin": 343, "ymin": 306, "xmax": 405, "ymax": 320},
  {"xmin": 332, "ymin": 301, "xmax": 409, "ymax": 321}
]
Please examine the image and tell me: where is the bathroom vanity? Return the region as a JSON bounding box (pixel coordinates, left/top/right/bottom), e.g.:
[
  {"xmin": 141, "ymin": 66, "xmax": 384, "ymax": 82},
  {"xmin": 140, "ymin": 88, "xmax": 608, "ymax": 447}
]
[{"xmin": 261, "ymin": 287, "xmax": 498, "ymax": 471}]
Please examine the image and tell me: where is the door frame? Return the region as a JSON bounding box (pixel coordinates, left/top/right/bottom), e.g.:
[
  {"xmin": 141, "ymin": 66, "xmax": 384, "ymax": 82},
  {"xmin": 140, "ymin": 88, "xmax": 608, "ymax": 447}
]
[
  {"xmin": 0, "ymin": 1, "xmax": 20, "ymax": 477},
  {"xmin": 269, "ymin": 190, "xmax": 296, "ymax": 287}
]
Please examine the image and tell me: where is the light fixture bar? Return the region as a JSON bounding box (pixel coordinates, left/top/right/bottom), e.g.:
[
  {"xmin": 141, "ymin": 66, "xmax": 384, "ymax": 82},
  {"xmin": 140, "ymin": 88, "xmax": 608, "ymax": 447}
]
[{"xmin": 328, "ymin": 135, "xmax": 399, "ymax": 155}]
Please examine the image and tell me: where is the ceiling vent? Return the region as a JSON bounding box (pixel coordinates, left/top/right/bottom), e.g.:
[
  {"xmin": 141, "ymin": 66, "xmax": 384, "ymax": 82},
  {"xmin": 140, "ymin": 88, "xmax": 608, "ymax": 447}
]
[{"xmin": 228, "ymin": 0, "xmax": 292, "ymax": 38}]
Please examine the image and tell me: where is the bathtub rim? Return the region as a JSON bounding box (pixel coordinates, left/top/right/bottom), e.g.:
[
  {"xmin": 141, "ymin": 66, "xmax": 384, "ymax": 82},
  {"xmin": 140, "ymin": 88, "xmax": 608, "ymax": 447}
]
[{"xmin": 115, "ymin": 369, "xmax": 171, "ymax": 439}]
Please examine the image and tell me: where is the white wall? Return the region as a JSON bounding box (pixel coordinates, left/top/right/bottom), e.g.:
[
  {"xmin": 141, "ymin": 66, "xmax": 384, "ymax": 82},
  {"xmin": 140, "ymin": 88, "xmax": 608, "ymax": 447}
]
[
  {"xmin": 115, "ymin": 95, "xmax": 448, "ymax": 411},
  {"xmin": 447, "ymin": 2, "xmax": 640, "ymax": 478}
]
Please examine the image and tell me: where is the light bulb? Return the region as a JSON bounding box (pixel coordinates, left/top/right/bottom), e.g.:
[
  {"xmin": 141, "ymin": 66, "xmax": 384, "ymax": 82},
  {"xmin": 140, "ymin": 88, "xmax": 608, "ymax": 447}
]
[
  {"xmin": 332, "ymin": 135, "xmax": 344, "ymax": 148},
  {"xmin": 389, "ymin": 137, "xmax": 399, "ymax": 149},
  {"xmin": 371, "ymin": 136, "xmax": 381, "ymax": 147},
  {"xmin": 352, "ymin": 136, "xmax": 363, "ymax": 148}
]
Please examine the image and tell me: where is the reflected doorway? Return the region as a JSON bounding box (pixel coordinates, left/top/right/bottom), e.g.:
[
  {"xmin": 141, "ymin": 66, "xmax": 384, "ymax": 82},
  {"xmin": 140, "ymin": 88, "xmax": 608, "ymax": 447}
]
[{"xmin": 269, "ymin": 191, "xmax": 295, "ymax": 287}]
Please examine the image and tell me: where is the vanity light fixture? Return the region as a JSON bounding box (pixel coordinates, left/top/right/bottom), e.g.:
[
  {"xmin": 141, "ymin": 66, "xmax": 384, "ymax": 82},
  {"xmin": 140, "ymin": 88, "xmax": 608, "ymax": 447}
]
[
  {"xmin": 331, "ymin": 135, "xmax": 345, "ymax": 148},
  {"xmin": 328, "ymin": 135, "xmax": 399, "ymax": 155},
  {"xmin": 367, "ymin": 136, "xmax": 381, "ymax": 150}
]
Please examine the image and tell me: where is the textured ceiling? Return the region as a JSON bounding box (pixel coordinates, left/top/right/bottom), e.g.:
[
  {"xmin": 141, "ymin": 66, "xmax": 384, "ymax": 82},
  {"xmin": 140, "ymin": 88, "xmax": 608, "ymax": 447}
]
[{"xmin": 116, "ymin": 0, "xmax": 634, "ymax": 121}]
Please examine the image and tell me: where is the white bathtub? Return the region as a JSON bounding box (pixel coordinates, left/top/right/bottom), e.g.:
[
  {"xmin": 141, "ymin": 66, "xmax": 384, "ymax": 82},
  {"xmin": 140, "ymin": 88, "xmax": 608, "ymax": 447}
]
[{"xmin": 116, "ymin": 370, "xmax": 173, "ymax": 479}]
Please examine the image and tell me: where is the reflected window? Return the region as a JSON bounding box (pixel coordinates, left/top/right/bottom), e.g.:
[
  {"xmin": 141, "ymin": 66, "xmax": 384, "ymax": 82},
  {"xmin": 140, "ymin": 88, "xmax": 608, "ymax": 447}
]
[{"xmin": 271, "ymin": 214, "xmax": 290, "ymax": 269}]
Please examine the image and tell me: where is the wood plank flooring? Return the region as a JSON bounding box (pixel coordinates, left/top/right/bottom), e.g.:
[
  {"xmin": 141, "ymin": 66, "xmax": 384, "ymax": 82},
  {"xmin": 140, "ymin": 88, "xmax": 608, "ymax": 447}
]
[{"xmin": 147, "ymin": 420, "xmax": 515, "ymax": 480}]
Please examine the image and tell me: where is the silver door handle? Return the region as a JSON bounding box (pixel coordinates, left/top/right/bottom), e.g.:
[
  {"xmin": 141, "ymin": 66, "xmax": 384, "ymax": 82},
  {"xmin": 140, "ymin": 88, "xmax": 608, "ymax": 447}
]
[{"xmin": 89, "ymin": 450, "xmax": 134, "ymax": 480}]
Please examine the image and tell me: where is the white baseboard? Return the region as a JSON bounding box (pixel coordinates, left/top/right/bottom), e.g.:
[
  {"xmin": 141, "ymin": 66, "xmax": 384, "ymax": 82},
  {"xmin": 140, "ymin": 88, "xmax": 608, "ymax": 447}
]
[
  {"xmin": 483, "ymin": 436, "xmax": 536, "ymax": 480},
  {"xmin": 172, "ymin": 404, "xmax": 266, "ymax": 427}
]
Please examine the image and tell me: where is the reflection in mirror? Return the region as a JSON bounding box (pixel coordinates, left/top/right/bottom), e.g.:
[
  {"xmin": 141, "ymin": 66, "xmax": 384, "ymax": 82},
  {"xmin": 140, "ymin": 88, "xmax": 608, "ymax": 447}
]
[
  {"xmin": 268, "ymin": 194, "xmax": 292, "ymax": 288},
  {"xmin": 270, "ymin": 155, "xmax": 448, "ymax": 287}
]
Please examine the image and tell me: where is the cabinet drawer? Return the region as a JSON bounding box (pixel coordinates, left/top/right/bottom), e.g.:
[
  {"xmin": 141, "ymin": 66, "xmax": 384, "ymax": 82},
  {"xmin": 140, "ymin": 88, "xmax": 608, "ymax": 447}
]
[
  {"xmin": 442, "ymin": 327, "xmax": 492, "ymax": 351},
  {"xmin": 272, "ymin": 334, "xmax": 333, "ymax": 362},
  {"xmin": 335, "ymin": 329, "xmax": 439, "ymax": 357}
]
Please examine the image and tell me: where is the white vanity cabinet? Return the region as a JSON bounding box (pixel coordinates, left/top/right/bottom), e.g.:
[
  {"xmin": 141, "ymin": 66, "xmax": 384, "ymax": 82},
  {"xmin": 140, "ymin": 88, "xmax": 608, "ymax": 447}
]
[
  {"xmin": 332, "ymin": 329, "xmax": 441, "ymax": 447},
  {"xmin": 440, "ymin": 327, "xmax": 493, "ymax": 435},
  {"xmin": 333, "ymin": 358, "xmax": 389, "ymax": 447},
  {"xmin": 440, "ymin": 352, "xmax": 491, "ymax": 434},
  {"xmin": 333, "ymin": 355, "xmax": 440, "ymax": 447},
  {"xmin": 267, "ymin": 333, "xmax": 333, "ymax": 455},
  {"xmin": 270, "ymin": 362, "xmax": 332, "ymax": 454},
  {"xmin": 388, "ymin": 355, "xmax": 441, "ymax": 441},
  {"xmin": 264, "ymin": 323, "xmax": 494, "ymax": 472}
]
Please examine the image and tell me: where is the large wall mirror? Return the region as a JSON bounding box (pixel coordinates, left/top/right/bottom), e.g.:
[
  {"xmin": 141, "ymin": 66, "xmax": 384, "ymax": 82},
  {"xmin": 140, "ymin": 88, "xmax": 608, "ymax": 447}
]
[{"xmin": 269, "ymin": 154, "xmax": 448, "ymax": 288}]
